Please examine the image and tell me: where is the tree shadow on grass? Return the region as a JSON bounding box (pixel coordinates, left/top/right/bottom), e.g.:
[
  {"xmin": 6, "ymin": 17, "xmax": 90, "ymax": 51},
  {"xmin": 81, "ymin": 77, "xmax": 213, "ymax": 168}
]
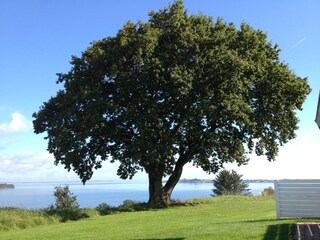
[{"xmin": 263, "ymin": 223, "xmax": 294, "ymax": 240}]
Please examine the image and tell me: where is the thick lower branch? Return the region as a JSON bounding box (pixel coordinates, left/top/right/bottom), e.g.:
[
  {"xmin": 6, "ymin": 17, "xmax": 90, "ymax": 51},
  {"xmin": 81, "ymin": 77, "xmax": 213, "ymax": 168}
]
[{"xmin": 163, "ymin": 155, "xmax": 189, "ymax": 202}]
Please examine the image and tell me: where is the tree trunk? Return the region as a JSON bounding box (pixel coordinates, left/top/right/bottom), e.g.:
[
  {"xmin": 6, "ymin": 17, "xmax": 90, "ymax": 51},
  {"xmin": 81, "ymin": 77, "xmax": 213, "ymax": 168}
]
[
  {"xmin": 148, "ymin": 170, "xmax": 165, "ymax": 207},
  {"xmin": 162, "ymin": 158, "xmax": 186, "ymax": 204},
  {"xmin": 146, "ymin": 154, "xmax": 189, "ymax": 207},
  {"xmin": 147, "ymin": 157, "xmax": 188, "ymax": 207}
]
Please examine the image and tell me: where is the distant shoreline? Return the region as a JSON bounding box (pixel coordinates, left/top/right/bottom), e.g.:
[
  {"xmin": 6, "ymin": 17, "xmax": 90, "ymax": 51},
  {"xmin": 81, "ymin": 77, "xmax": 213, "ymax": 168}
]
[
  {"xmin": 178, "ymin": 178, "xmax": 275, "ymax": 183},
  {"xmin": 0, "ymin": 183, "xmax": 14, "ymax": 189}
]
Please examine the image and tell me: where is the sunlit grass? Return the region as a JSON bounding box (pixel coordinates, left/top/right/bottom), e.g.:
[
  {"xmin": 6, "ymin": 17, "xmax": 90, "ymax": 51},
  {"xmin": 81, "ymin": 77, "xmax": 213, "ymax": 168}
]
[
  {"xmin": 0, "ymin": 196, "xmax": 298, "ymax": 240},
  {"xmin": 0, "ymin": 207, "xmax": 100, "ymax": 231},
  {"xmin": 0, "ymin": 208, "xmax": 58, "ymax": 231}
]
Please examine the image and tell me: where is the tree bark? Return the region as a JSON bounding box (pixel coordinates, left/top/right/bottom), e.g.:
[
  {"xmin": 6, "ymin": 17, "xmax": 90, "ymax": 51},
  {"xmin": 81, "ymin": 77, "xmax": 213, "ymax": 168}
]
[
  {"xmin": 147, "ymin": 156, "xmax": 189, "ymax": 207},
  {"xmin": 162, "ymin": 156, "xmax": 188, "ymax": 204},
  {"xmin": 147, "ymin": 163, "xmax": 167, "ymax": 207}
]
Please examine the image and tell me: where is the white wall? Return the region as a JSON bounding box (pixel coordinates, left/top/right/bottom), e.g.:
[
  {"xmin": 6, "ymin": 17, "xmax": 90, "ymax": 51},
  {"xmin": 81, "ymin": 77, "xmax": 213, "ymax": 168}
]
[{"xmin": 275, "ymin": 180, "xmax": 320, "ymax": 219}]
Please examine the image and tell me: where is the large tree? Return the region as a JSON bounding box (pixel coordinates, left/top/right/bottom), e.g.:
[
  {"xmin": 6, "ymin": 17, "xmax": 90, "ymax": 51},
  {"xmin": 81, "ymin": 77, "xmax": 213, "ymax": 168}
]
[{"xmin": 33, "ymin": 1, "xmax": 310, "ymax": 206}]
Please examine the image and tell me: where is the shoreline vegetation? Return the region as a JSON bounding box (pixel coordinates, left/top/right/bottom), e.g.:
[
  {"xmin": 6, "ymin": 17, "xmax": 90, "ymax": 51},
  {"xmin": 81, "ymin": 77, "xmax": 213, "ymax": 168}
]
[{"xmin": 0, "ymin": 184, "xmax": 14, "ymax": 189}]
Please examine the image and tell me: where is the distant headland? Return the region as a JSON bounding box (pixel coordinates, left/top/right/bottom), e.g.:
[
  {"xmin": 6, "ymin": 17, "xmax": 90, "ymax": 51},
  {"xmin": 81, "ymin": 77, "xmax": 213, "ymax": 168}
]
[
  {"xmin": 179, "ymin": 178, "xmax": 213, "ymax": 183},
  {"xmin": 0, "ymin": 183, "xmax": 14, "ymax": 189}
]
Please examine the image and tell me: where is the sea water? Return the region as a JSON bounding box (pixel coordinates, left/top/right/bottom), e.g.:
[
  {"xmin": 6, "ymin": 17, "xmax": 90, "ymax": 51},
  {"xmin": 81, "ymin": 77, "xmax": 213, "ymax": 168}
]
[{"xmin": 0, "ymin": 180, "xmax": 274, "ymax": 209}]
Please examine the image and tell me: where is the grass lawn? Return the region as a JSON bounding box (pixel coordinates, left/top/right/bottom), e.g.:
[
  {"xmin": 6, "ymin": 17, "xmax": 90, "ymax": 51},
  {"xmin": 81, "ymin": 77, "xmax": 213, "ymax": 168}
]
[{"xmin": 0, "ymin": 196, "xmax": 298, "ymax": 240}]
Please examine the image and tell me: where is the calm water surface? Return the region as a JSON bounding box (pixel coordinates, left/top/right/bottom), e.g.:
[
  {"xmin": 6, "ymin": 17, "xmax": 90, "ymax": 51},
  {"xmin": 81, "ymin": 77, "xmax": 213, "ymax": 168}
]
[{"xmin": 0, "ymin": 181, "xmax": 274, "ymax": 209}]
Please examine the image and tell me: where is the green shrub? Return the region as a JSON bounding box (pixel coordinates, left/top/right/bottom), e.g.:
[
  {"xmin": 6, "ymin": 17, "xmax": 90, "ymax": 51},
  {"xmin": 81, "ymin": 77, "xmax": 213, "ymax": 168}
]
[
  {"xmin": 43, "ymin": 185, "xmax": 88, "ymax": 222},
  {"xmin": 117, "ymin": 200, "xmax": 153, "ymax": 212},
  {"xmin": 212, "ymin": 170, "xmax": 251, "ymax": 196},
  {"xmin": 121, "ymin": 199, "xmax": 137, "ymax": 207},
  {"xmin": 44, "ymin": 208, "xmax": 88, "ymax": 222},
  {"xmin": 261, "ymin": 187, "xmax": 275, "ymax": 196},
  {"xmin": 53, "ymin": 185, "xmax": 79, "ymax": 209},
  {"xmin": 82, "ymin": 208, "xmax": 100, "ymax": 218},
  {"xmin": 96, "ymin": 203, "xmax": 113, "ymax": 215},
  {"xmin": 119, "ymin": 200, "xmax": 138, "ymax": 212}
]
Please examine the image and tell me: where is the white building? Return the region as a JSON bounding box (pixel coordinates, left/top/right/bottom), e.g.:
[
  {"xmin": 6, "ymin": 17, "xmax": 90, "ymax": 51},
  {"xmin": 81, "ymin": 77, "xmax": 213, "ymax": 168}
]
[{"xmin": 316, "ymin": 92, "xmax": 320, "ymax": 129}]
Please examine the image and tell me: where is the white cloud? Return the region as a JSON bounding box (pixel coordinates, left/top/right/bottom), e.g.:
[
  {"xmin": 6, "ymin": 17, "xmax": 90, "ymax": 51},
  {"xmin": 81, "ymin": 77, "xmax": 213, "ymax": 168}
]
[
  {"xmin": 0, "ymin": 150, "xmax": 78, "ymax": 182},
  {"xmin": 0, "ymin": 112, "xmax": 32, "ymax": 135},
  {"xmin": 225, "ymin": 130, "xmax": 320, "ymax": 180},
  {"xmin": 0, "ymin": 150, "xmax": 120, "ymax": 182},
  {"xmin": 0, "ymin": 151, "xmax": 53, "ymax": 174},
  {"xmin": 181, "ymin": 163, "xmax": 212, "ymax": 179},
  {"xmin": 180, "ymin": 129, "xmax": 320, "ymax": 181}
]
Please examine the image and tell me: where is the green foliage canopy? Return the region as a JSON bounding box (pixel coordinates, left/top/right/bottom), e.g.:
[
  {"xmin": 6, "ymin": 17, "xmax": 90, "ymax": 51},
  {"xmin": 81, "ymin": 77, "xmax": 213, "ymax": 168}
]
[{"xmin": 33, "ymin": 1, "xmax": 310, "ymax": 204}]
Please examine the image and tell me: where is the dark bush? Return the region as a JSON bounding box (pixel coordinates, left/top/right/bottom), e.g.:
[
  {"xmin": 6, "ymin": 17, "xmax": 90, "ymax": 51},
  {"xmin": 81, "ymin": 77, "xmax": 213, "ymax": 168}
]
[
  {"xmin": 44, "ymin": 207, "xmax": 89, "ymax": 222},
  {"xmin": 261, "ymin": 187, "xmax": 275, "ymax": 196},
  {"xmin": 96, "ymin": 203, "xmax": 113, "ymax": 215},
  {"xmin": 118, "ymin": 200, "xmax": 139, "ymax": 212},
  {"xmin": 117, "ymin": 200, "xmax": 152, "ymax": 212},
  {"xmin": 212, "ymin": 169, "xmax": 251, "ymax": 196}
]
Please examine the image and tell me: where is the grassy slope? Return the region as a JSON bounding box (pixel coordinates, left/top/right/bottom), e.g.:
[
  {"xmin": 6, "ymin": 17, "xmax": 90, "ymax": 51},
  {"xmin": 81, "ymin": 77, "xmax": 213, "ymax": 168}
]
[{"xmin": 0, "ymin": 196, "xmax": 296, "ymax": 240}]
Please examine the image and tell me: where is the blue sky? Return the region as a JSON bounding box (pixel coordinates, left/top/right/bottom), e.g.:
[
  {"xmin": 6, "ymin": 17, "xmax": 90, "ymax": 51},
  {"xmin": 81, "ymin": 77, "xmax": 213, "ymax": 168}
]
[{"xmin": 0, "ymin": 0, "xmax": 319, "ymax": 182}]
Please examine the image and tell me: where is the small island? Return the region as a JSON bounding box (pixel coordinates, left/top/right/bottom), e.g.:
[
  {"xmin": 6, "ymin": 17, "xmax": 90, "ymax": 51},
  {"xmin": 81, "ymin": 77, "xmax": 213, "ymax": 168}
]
[{"xmin": 0, "ymin": 183, "xmax": 14, "ymax": 189}]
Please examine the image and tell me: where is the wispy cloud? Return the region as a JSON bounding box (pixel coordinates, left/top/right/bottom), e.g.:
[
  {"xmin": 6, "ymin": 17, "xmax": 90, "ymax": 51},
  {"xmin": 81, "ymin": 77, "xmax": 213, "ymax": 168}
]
[
  {"xmin": 0, "ymin": 150, "xmax": 118, "ymax": 182},
  {"xmin": 0, "ymin": 112, "xmax": 32, "ymax": 135},
  {"xmin": 0, "ymin": 151, "xmax": 54, "ymax": 174},
  {"xmin": 291, "ymin": 37, "xmax": 307, "ymax": 49}
]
